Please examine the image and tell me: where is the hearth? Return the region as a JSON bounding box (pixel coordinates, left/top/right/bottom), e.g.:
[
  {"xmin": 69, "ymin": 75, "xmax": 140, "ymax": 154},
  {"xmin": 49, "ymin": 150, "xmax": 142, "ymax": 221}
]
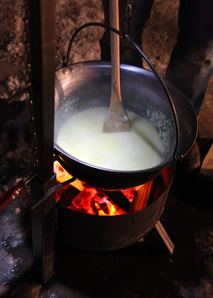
[{"xmin": 55, "ymin": 161, "xmax": 175, "ymax": 252}]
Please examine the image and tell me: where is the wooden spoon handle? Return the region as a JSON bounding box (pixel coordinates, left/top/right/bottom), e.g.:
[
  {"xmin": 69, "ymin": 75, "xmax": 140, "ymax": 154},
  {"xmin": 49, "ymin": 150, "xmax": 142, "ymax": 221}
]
[
  {"xmin": 109, "ymin": 0, "xmax": 121, "ymax": 102},
  {"xmin": 103, "ymin": 0, "xmax": 130, "ymax": 132}
]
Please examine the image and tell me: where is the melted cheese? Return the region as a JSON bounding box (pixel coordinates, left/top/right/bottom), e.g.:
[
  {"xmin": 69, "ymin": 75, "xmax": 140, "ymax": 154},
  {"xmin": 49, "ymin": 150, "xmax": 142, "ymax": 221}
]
[{"xmin": 56, "ymin": 107, "xmax": 163, "ymax": 171}]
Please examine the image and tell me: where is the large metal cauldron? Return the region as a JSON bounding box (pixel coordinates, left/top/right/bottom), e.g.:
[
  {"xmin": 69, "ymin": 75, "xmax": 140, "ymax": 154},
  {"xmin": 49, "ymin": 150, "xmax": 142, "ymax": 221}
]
[{"xmin": 54, "ymin": 61, "xmax": 197, "ymax": 189}]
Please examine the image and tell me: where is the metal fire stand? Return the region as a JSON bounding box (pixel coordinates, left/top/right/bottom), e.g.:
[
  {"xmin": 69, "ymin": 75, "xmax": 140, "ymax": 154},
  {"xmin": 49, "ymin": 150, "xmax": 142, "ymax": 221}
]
[
  {"xmin": 29, "ymin": 0, "xmax": 56, "ymax": 282},
  {"xmin": 27, "ymin": 0, "xmax": 175, "ymax": 283}
]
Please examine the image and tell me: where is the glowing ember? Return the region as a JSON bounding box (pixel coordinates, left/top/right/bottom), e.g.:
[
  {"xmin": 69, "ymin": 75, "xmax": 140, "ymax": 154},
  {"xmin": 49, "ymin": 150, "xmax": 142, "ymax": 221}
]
[
  {"xmin": 70, "ymin": 188, "xmax": 126, "ymax": 216},
  {"xmin": 54, "ymin": 161, "xmax": 154, "ymax": 216}
]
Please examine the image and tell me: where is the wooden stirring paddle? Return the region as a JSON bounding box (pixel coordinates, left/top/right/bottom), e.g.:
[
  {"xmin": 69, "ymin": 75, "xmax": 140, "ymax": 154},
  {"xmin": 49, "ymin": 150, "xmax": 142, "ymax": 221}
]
[{"xmin": 103, "ymin": 0, "xmax": 131, "ymax": 132}]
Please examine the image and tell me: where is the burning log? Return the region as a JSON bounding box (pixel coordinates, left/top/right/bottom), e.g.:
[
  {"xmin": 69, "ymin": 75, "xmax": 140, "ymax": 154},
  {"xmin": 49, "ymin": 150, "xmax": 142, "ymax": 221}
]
[
  {"xmin": 129, "ymin": 180, "xmax": 154, "ymax": 212},
  {"xmin": 56, "ymin": 184, "xmax": 80, "ymax": 207},
  {"xmin": 103, "ymin": 190, "xmax": 131, "ymax": 212}
]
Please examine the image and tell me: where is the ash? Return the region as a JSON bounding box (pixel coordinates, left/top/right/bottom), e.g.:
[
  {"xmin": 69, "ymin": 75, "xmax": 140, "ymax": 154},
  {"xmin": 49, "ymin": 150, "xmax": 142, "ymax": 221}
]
[{"xmin": 0, "ymin": 0, "xmax": 213, "ymax": 297}]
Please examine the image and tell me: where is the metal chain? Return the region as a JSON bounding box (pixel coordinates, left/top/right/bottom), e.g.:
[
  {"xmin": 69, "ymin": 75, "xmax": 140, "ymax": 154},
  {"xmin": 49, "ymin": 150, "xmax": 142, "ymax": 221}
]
[
  {"xmin": 121, "ymin": 0, "xmax": 133, "ymax": 37},
  {"xmin": 22, "ymin": 0, "xmax": 39, "ymax": 171}
]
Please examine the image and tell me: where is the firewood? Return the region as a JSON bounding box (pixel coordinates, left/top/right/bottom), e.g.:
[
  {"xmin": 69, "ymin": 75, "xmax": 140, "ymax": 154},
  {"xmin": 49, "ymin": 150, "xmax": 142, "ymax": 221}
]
[
  {"xmin": 56, "ymin": 184, "xmax": 80, "ymax": 207},
  {"xmin": 129, "ymin": 180, "xmax": 153, "ymax": 212},
  {"xmin": 103, "ymin": 190, "xmax": 130, "ymax": 212}
]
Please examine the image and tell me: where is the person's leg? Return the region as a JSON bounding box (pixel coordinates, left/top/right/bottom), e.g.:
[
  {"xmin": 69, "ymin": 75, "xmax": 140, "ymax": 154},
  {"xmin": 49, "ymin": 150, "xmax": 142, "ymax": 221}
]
[
  {"xmin": 166, "ymin": 0, "xmax": 213, "ymax": 115},
  {"xmin": 166, "ymin": 0, "xmax": 213, "ymax": 173},
  {"xmin": 100, "ymin": 0, "xmax": 154, "ymax": 67}
]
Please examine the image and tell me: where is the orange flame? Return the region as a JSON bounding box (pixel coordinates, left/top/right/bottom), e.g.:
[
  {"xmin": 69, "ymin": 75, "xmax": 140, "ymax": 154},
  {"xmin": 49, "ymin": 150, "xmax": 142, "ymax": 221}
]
[
  {"xmin": 54, "ymin": 161, "xmax": 153, "ymax": 216},
  {"xmin": 54, "ymin": 161, "xmax": 84, "ymax": 191}
]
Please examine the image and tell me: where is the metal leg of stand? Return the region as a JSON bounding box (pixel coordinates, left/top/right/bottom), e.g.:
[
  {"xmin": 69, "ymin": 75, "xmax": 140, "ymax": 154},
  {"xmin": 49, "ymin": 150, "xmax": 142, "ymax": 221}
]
[
  {"xmin": 155, "ymin": 220, "xmax": 175, "ymax": 254},
  {"xmin": 28, "ymin": 0, "xmax": 56, "ymax": 283},
  {"xmin": 31, "ymin": 175, "xmax": 56, "ymax": 283}
]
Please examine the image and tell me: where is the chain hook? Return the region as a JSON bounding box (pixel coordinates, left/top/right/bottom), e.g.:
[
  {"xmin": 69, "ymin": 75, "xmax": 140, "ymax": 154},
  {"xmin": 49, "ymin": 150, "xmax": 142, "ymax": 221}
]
[{"xmin": 121, "ymin": 0, "xmax": 133, "ymax": 37}]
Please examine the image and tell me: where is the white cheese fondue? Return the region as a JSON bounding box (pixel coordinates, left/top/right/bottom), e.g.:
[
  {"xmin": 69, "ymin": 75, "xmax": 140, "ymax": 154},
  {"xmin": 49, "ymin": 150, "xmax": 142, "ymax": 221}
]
[{"xmin": 56, "ymin": 107, "xmax": 163, "ymax": 171}]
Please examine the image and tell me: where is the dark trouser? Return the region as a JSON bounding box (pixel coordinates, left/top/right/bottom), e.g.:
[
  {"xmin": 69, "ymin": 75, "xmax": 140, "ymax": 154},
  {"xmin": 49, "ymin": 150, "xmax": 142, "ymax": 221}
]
[{"xmin": 100, "ymin": 0, "xmax": 213, "ymax": 115}]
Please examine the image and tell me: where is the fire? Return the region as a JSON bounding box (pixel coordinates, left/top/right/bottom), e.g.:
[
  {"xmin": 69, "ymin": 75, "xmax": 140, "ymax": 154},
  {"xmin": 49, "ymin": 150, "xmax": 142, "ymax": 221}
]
[
  {"xmin": 54, "ymin": 161, "xmax": 84, "ymax": 191},
  {"xmin": 54, "ymin": 161, "xmax": 154, "ymax": 216},
  {"xmin": 71, "ymin": 188, "xmax": 126, "ymax": 216}
]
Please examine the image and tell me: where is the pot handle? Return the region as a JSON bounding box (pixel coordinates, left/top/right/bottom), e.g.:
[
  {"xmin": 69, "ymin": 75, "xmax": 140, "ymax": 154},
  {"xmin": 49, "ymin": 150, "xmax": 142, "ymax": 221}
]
[
  {"xmin": 0, "ymin": 165, "xmax": 76, "ymax": 212},
  {"xmin": 31, "ymin": 175, "xmax": 76, "ymax": 210},
  {"xmin": 65, "ymin": 22, "xmax": 180, "ymax": 161},
  {"xmin": 124, "ymin": 34, "xmax": 180, "ymax": 160}
]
